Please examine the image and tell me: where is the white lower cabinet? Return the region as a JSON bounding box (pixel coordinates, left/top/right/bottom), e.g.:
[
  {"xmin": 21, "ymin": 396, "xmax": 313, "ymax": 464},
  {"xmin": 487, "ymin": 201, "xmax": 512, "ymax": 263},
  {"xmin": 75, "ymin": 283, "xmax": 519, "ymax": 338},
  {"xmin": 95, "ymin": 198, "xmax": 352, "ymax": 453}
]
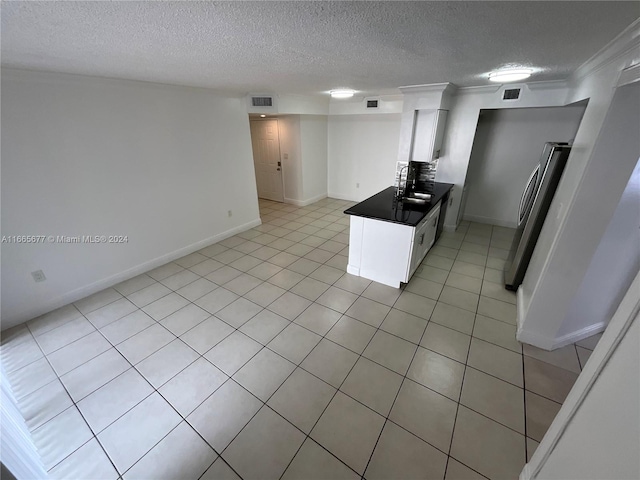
[
  {"xmin": 409, "ymin": 202, "xmax": 440, "ymax": 277},
  {"xmin": 347, "ymin": 201, "xmax": 441, "ymax": 288}
]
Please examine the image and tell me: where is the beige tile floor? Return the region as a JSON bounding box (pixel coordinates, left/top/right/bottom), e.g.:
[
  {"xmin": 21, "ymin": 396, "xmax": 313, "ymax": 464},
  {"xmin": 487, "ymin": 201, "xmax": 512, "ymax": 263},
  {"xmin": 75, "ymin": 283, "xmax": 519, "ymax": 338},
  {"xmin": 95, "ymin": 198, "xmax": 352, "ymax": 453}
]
[{"xmin": 0, "ymin": 197, "xmax": 603, "ymax": 480}]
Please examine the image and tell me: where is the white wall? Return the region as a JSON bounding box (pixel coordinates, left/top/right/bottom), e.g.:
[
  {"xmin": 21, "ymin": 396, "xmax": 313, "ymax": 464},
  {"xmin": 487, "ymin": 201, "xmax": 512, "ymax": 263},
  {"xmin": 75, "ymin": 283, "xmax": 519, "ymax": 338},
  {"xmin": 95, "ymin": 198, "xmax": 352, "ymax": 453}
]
[
  {"xmin": 327, "ymin": 113, "xmax": 402, "ymax": 201},
  {"xmin": 559, "ymin": 157, "xmax": 640, "ymax": 337},
  {"xmin": 277, "ymin": 94, "xmax": 330, "ymax": 115},
  {"xmin": 328, "ymin": 95, "xmax": 403, "ymax": 116},
  {"xmin": 436, "ymin": 82, "xmax": 571, "ymax": 229},
  {"xmin": 325, "ymin": 84, "xmax": 570, "ymax": 209},
  {"xmin": 300, "ymin": 115, "xmax": 328, "ymax": 202},
  {"xmin": 247, "ymin": 93, "xmax": 329, "ymax": 116},
  {"xmin": 273, "ymin": 114, "xmax": 328, "ymax": 206},
  {"xmin": 1, "ymin": 68, "xmax": 260, "ymax": 329},
  {"xmin": 533, "ymin": 316, "xmax": 639, "ymax": 480},
  {"xmin": 463, "ymin": 106, "xmax": 585, "ymax": 227},
  {"xmin": 518, "ymin": 23, "xmax": 640, "ymax": 349}
]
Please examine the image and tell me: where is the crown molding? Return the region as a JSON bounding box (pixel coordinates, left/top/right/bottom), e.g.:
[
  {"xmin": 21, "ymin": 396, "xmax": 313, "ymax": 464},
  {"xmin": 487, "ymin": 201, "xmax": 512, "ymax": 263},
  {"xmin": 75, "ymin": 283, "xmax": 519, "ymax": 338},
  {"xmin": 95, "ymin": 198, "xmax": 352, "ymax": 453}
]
[
  {"xmin": 526, "ymin": 79, "xmax": 569, "ymax": 91},
  {"xmin": 455, "ymin": 84, "xmax": 502, "ymax": 95},
  {"xmin": 454, "ymin": 79, "xmax": 571, "ymax": 97},
  {"xmin": 617, "ymin": 62, "xmax": 640, "ymax": 87},
  {"xmin": 398, "ymin": 82, "xmax": 457, "ymax": 95},
  {"xmin": 572, "ymin": 18, "xmax": 640, "ymax": 82},
  {"xmin": 329, "ymin": 93, "xmax": 404, "ymax": 103}
]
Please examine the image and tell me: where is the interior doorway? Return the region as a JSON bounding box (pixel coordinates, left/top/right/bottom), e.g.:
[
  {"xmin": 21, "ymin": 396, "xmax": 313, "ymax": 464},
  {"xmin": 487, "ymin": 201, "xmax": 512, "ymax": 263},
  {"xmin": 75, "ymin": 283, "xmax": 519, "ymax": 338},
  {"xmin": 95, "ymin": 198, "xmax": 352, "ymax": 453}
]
[
  {"xmin": 250, "ymin": 118, "xmax": 284, "ymax": 202},
  {"xmin": 460, "ymin": 104, "xmax": 586, "ymax": 228}
]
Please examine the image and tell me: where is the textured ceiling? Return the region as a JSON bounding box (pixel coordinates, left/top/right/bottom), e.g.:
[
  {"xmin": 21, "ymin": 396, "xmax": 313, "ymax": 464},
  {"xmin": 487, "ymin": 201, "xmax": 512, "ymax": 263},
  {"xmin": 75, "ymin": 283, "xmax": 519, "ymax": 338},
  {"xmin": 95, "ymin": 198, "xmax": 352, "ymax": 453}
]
[{"xmin": 1, "ymin": 1, "xmax": 638, "ymax": 95}]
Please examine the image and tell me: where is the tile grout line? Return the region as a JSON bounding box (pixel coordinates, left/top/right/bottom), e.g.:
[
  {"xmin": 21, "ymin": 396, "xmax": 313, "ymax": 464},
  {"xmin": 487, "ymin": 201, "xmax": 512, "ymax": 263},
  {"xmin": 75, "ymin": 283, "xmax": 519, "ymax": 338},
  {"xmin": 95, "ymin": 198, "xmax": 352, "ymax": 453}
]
[
  {"xmin": 8, "ymin": 234, "xmax": 552, "ymax": 426},
  {"xmin": 26, "ymin": 297, "xmax": 243, "ymax": 478},
  {"xmin": 447, "ymin": 223, "xmax": 520, "ymax": 478},
  {"xmin": 199, "ymin": 201, "xmax": 365, "ymax": 479},
  {"xmin": 20, "ymin": 267, "xmax": 528, "ymax": 452},
  {"xmin": 19, "ymin": 324, "xmax": 124, "ymax": 477},
  {"xmin": 440, "ymin": 224, "xmax": 515, "ymax": 479},
  {"xmin": 25, "ymin": 202, "xmax": 349, "ymax": 357},
  {"xmin": 424, "ymin": 222, "xmax": 482, "ymax": 478},
  {"xmin": 26, "ymin": 203, "xmax": 344, "ymax": 478},
  {"xmin": 117, "ymin": 223, "xmax": 354, "ymax": 477},
  {"xmin": 356, "ymin": 221, "xmax": 513, "ymax": 479},
  {"xmin": 110, "ymin": 209, "xmax": 349, "ymax": 477},
  {"xmin": 442, "ymin": 224, "xmax": 474, "ymax": 480},
  {"xmin": 6, "ymin": 200, "xmax": 584, "ymax": 480},
  {"xmin": 19, "ymin": 209, "xmax": 349, "ymax": 375},
  {"xmin": 278, "ymin": 281, "xmax": 406, "ymax": 480},
  {"xmin": 207, "ymin": 248, "xmax": 385, "ymax": 477},
  {"xmin": 358, "ymin": 290, "xmax": 436, "ymax": 478}
]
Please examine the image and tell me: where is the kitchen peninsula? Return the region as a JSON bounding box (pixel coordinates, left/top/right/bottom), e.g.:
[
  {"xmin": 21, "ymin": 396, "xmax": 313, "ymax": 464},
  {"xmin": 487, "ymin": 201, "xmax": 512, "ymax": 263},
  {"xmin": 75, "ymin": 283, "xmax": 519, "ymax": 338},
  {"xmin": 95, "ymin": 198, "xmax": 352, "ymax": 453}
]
[{"xmin": 344, "ymin": 183, "xmax": 453, "ymax": 287}]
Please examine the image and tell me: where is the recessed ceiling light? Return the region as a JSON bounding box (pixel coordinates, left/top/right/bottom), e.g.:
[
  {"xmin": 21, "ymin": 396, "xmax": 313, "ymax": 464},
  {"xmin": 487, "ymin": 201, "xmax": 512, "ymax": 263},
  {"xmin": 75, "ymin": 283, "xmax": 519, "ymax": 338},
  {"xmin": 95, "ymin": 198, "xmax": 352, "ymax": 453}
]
[
  {"xmin": 488, "ymin": 69, "xmax": 533, "ymax": 83},
  {"xmin": 260, "ymin": 114, "xmax": 266, "ymax": 117},
  {"xmin": 330, "ymin": 89, "xmax": 355, "ymax": 99}
]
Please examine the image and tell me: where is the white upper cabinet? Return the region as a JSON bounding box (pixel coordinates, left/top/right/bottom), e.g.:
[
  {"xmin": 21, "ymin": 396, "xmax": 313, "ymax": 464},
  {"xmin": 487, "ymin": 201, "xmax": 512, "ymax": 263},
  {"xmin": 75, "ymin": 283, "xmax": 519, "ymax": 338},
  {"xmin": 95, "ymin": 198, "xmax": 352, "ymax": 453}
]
[{"xmin": 409, "ymin": 109, "xmax": 448, "ymax": 162}]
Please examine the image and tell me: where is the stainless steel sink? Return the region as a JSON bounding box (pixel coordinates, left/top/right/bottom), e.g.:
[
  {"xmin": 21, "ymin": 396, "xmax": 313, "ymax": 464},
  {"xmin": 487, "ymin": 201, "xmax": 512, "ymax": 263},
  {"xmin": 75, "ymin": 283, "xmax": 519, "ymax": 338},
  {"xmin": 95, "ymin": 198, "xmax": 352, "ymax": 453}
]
[
  {"xmin": 403, "ymin": 197, "xmax": 427, "ymax": 204},
  {"xmin": 403, "ymin": 193, "xmax": 432, "ymax": 204}
]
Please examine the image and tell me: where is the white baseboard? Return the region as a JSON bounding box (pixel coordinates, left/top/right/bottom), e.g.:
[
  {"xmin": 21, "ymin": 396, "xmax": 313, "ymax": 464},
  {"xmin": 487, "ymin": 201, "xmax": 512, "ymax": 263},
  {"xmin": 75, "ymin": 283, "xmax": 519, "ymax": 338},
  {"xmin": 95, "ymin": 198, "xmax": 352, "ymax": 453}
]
[
  {"xmin": 551, "ymin": 321, "xmax": 608, "ymax": 349},
  {"xmin": 519, "ymin": 463, "xmax": 532, "ymax": 480},
  {"xmin": 284, "ymin": 197, "xmax": 304, "ymax": 207},
  {"xmin": 517, "ymin": 287, "xmax": 525, "ymax": 332},
  {"xmin": 516, "ymin": 285, "xmax": 555, "ymax": 349},
  {"xmin": 347, "ymin": 265, "xmax": 360, "ymax": 276},
  {"xmin": 443, "ymin": 224, "xmax": 459, "ymax": 232},
  {"xmin": 1, "ymin": 218, "xmax": 262, "ymax": 330},
  {"xmin": 516, "ymin": 290, "xmax": 608, "ymax": 351},
  {"xmin": 516, "ymin": 328, "xmax": 556, "ymax": 350},
  {"xmin": 284, "ymin": 193, "xmax": 327, "ymax": 207},
  {"xmin": 327, "ymin": 191, "xmax": 358, "ymax": 202},
  {"xmin": 463, "ymin": 214, "xmax": 517, "ymax": 229}
]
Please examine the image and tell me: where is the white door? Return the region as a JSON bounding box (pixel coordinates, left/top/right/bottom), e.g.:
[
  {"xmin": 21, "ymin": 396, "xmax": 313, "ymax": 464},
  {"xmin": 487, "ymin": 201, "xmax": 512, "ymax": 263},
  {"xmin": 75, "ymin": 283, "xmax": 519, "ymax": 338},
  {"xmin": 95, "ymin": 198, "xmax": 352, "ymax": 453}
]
[{"xmin": 250, "ymin": 119, "xmax": 284, "ymax": 202}]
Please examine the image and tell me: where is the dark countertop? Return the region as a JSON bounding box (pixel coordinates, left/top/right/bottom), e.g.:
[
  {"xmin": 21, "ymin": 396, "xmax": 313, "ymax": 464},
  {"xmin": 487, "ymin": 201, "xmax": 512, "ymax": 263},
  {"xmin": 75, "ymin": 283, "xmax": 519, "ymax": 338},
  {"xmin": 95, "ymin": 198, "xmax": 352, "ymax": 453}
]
[{"xmin": 344, "ymin": 183, "xmax": 454, "ymax": 226}]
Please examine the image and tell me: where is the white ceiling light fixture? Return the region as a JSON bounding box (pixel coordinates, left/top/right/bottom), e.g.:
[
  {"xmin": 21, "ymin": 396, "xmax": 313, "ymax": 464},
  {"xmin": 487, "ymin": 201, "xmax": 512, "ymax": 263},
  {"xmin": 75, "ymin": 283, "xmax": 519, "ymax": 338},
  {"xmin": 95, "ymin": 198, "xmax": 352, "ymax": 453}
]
[
  {"xmin": 488, "ymin": 68, "xmax": 533, "ymax": 83},
  {"xmin": 330, "ymin": 89, "xmax": 355, "ymax": 99},
  {"xmin": 260, "ymin": 114, "xmax": 266, "ymax": 117}
]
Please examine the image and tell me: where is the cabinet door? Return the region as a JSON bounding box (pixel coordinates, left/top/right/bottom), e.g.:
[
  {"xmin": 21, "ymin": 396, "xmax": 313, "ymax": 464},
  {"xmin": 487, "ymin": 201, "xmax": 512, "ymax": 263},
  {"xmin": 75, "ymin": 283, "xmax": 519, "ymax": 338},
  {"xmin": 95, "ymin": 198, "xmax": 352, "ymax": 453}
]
[
  {"xmin": 433, "ymin": 110, "xmax": 448, "ymax": 159},
  {"xmin": 408, "ymin": 201, "xmax": 441, "ymax": 278},
  {"xmin": 424, "ymin": 206, "xmax": 440, "ymax": 249},
  {"xmin": 409, "ymin": 219, "xmax": 431, "ymax": 277},
  {"xmin": 410, "ymin": 109, "xmax": 449, "ymax": 161},
  {"xmin": 411, "ymin": 109, "xmax": 437, "ymax": 162}
]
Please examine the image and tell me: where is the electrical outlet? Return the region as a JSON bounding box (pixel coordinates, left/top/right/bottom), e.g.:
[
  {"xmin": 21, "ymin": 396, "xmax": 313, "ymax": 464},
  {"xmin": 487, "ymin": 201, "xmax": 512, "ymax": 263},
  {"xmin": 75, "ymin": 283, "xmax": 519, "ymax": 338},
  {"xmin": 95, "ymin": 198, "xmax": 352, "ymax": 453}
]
[
  {"xmin": 228, "ymin": 210, "xmax": 233, "ymax": 217},
  {"xmin": 356, "ymin": 183, "xmax": 360, "ymax": 188},
  {"xmin": 31, "ymin": 270, "xmax": 46, "ymax": 283}
]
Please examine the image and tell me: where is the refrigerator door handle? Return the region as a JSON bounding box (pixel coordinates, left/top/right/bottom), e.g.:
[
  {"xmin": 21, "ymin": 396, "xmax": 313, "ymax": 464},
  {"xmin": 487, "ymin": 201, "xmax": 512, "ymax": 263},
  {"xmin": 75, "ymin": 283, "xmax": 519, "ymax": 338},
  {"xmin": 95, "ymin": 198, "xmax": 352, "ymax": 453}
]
[{"xmin": 519, "ymin": 165, "xmax": 540, "ymax": 226}]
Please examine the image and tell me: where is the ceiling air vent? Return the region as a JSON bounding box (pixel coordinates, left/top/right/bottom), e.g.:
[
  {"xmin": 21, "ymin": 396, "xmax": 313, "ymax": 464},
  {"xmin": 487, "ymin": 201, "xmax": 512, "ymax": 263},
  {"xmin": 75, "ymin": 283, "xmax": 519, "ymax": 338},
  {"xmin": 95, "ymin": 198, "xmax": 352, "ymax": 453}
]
[
  {"xmin": 366, "ymin": 99, "xmax": 379, "ymax": 109},
  {"xmin": 251, "ymin": 96, "xmax": 273, "ymax": 107},
  {"xmin": 503, "ymin": 88, "xmax": 521, "ymax": 101}
]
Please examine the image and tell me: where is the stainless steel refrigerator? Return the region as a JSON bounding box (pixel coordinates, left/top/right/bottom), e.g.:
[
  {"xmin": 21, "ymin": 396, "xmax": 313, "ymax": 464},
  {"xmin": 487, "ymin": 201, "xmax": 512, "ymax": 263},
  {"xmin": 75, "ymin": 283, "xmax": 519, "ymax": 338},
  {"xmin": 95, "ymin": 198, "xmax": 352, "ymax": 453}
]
[{"xmin": 505, "ymin": 142, "xmax": 572, "ymax": 291}]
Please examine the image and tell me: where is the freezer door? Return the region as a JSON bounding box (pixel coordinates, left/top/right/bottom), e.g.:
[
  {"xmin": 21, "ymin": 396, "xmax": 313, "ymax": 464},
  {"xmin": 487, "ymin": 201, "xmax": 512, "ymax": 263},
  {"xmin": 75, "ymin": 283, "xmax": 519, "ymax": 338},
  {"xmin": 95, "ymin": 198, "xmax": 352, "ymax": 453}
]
[
  {"xmin": 505, "ymin": 143, "xmax": 572, "ymax": 291},
  {"xmin": 518, "ymin": 165, "xmax": 540, "ymax": 226}
]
